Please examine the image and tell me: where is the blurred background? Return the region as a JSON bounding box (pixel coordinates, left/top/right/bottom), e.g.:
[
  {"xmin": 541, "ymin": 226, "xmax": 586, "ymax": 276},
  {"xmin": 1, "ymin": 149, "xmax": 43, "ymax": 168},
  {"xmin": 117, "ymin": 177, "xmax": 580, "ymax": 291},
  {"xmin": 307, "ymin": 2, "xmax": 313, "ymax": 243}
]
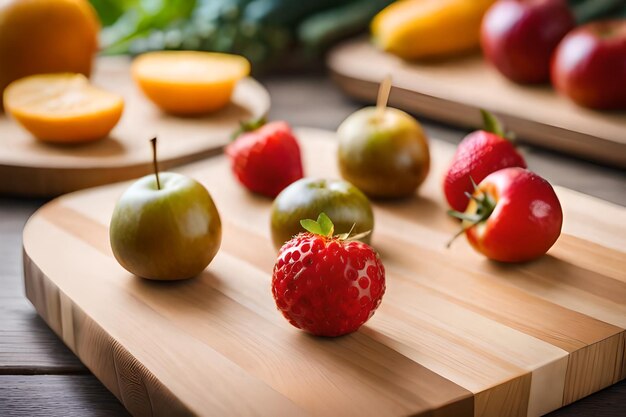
[
  {"xmin": 92, "ymin": 0, "xmax": 396, "ymax": 70},
  {"xmin": 91, "ymin": 0, "xmax": 625, "ymax": 69}
]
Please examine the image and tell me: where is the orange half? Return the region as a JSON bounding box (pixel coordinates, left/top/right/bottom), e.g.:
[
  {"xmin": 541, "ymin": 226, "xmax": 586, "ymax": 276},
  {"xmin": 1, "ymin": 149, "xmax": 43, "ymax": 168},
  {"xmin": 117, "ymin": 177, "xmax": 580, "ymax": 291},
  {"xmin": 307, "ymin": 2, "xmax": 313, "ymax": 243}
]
[
  {"xmin": 3, "ymin": 73, "xmax": 124, "ymax": 143},
  {"xmin": 131, "ymin": 51, "xmax": 250, "ymax": 115}
]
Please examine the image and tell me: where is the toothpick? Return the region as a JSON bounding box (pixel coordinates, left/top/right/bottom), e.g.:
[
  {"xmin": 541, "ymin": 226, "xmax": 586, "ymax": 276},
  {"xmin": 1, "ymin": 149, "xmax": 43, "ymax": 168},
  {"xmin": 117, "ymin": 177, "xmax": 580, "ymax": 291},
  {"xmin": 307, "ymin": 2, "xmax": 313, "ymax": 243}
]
[{"xmin": 376, "ymin": 75, "xmax": 392, "ymax": 120}]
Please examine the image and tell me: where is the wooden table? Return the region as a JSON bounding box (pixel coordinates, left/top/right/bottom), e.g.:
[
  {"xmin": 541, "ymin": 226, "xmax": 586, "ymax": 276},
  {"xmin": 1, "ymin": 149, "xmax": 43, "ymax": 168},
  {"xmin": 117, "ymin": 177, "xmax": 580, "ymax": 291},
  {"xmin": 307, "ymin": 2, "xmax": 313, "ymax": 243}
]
[{"xmin": 1, "ymin": 74, "xmax": 625, "ymax": 416}]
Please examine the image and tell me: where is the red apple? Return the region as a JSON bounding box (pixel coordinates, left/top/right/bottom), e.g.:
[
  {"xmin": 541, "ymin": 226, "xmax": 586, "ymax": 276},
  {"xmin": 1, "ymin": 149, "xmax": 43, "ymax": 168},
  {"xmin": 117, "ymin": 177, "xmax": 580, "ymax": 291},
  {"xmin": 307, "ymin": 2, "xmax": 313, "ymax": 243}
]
[
  {"xmin": 481, "ymin": 0, "xmax": 575, "ymax": 84},
  {"xmin": 551, "ymin": 20, "xmax": 626, "ymax": 110}
]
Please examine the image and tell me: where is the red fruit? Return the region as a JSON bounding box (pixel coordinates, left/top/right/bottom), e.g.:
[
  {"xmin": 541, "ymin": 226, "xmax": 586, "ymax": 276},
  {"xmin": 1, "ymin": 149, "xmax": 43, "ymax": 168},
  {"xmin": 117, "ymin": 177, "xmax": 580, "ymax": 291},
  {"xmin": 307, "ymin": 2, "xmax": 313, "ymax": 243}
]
[
  {"xmin": 551, "ymin": 20, "xmax": 626, "ymax": 110},
  {"xmin": 226, "ymin": 120, "xmax": 304, "ymax": 197},
  {"xmin": 481, "ymin": 0, "xmax": 575, "ymax": 84},
  {"xmin": 271, "ymin": 213, "xmax": 385, "ymax": 337},
  {"xmin": 450, "ymin": 167, "xmax": 563, "ymax": 262},
  {"xmin": 444, "ymin": 111, "xmax": 526, "ymax": 212}
]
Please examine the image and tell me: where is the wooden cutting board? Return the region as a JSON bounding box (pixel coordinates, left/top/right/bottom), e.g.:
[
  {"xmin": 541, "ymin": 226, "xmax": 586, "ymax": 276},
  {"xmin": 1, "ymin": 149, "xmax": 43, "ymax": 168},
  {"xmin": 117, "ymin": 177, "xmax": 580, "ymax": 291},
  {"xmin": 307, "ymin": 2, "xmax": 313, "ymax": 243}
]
[
  {"xmin": 327, "ymin": 38, "xmax": 626, "ymax": 168},
  {"xmin": 0, "ymin": 57, "xmax": 270, "ymax": 197},
  {"xmin": 23, "ymin": 128, "xmax": 625, "ymax": 417}
]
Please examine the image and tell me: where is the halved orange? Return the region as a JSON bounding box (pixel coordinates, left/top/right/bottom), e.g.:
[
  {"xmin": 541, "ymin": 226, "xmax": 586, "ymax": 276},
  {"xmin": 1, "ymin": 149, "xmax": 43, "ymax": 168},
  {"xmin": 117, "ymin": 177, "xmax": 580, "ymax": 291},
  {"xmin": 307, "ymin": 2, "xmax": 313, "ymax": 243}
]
[
  {"xmin": 3, "ymin": 73, "xmax": 124, "ymax": 143},
  {"xmin": 131, "ymin": 51, "xmax": 250, "ymax": 115},
  {"xmin": 0, "ymin": 0, "xmax": 100, "ymax": 104}
]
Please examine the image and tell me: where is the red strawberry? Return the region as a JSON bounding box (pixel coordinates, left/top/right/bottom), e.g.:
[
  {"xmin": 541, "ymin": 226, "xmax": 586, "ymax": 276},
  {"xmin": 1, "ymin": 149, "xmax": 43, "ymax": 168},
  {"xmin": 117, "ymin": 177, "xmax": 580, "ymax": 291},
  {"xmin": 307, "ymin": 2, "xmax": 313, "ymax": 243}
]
[
  {"xmin": 444, "ymin": 110, "xmax": 526, "ymax": 212},
  {"xmin": 226, "ymin": 119, "xmax": 303, "ymax": 197},
  {"xmin": 272, "ymin": 213, "xmax": 385, "ymax": 337}
]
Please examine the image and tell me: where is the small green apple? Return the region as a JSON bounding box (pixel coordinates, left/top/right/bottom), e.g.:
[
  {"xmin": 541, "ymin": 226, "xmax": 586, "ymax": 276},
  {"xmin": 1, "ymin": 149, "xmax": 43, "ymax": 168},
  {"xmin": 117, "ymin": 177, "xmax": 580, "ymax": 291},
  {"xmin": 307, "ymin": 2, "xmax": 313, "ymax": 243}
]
[
  {"xmin": 110, "ymin": 140, "xmax": 221, "ymax": 280},
  {"xmin": 270, "ymin": 178, "xmax": 373, "ymax": 250},
  {"xmin": 337, "ymin": 106, "xmax": 430, "ymax": 198}
]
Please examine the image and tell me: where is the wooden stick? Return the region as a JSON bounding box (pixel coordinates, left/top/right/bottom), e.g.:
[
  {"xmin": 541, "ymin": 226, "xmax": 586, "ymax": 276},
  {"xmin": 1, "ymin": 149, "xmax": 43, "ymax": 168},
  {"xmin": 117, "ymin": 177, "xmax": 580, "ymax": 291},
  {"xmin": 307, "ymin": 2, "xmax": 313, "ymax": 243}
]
[
  {"xmin": 376, "ymin": 75, "xmax": 392, "ymax": 119},
  {"xmin": 150, "ymin": 137, "xmax": 161, "ymax": 190}
]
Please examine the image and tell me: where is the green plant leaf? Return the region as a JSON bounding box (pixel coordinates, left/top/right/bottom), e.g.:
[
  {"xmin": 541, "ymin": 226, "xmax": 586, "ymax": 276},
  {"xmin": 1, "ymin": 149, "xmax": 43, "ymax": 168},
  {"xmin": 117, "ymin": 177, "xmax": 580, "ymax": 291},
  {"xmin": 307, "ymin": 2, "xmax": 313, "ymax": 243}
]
[
  {"xmin": 447, "ymin": 210, "xmax": 481, "ymax": 223},
  {"xmin": 230, "ymin": 117, "xmax": 267, "ymax": 140},
  {"xmin": 300, "ymin": 219, "xmax": 322, "ymax": 235},
  {"xmin": 480, "ymin": 109, "xmax": 505, "ymax": 137},
  {"xmin": 299, "ymin": 212, "xmax": 335, "ymax": 237},
  {"xmin": 317, "ymin": 212, "xmax": 334, "ymax": 237}
]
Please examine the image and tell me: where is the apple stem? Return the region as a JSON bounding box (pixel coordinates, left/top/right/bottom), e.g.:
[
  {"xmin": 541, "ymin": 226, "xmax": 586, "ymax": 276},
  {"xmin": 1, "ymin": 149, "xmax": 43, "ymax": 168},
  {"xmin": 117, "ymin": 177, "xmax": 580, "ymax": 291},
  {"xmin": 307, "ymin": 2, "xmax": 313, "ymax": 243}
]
[
  {"xmin": 376, "ymin": 74, "xmax": 392, "ymax": 120},
  {"xmin": 150, "ymin": 137, "xmax": 161, "ymax": 190}
]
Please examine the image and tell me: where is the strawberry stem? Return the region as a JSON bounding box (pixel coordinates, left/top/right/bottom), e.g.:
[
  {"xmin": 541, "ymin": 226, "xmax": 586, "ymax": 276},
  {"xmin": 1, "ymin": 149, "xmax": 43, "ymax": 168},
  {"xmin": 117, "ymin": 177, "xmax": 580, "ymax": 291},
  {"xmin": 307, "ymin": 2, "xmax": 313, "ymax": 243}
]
[
  {"xmin": 230, "ymin": 116, "xmax": 267, "ymax": 140},
  {"xmin": 480, "ymin": 109, "xmax": 516, "ymax": 142}
]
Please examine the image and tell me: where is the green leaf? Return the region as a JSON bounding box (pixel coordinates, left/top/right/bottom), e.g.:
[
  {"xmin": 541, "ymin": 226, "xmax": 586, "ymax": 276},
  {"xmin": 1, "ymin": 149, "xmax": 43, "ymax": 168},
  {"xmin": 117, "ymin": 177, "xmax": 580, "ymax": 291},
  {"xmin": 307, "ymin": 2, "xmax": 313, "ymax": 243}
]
[
  {"xmin": 317, "ymin": 213, "xmax": 334, "ymax": 237},
  {"xmin": 480, "ymin": 109, "xmax": 505, "ymax": 138},
  {"xmin": 300, "ymin": 219, "xmax": 322, "ymax": 235},
  {"xmin": 447, "ymin": 210, "xmax": 482, "ymax": 223},
  {"xmin": 230, "ymin": 117, "xmax": 267, "ymax": 140},
  {"xmin": 299, "ymin": 212, "xmax": 335, "ymax": 237}
]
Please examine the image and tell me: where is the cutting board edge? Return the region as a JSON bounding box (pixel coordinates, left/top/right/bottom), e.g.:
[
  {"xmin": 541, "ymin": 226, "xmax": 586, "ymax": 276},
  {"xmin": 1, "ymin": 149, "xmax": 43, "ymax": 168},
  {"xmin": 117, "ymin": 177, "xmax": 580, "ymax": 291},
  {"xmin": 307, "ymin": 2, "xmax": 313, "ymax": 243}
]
[
  {"xmin": 1, "ymin": 146, "xmax": 225, "ymax": 198},
  {"xmin": 328, "ymin": 65, "xmax": 626, "ymax": 169},
  {"xmin": 0, "ymin": 63, "xmax": 271, "ymax": 198},
  {"xmin": 22, "ymin": 245, "xmax": 196, "ymax": 417}
]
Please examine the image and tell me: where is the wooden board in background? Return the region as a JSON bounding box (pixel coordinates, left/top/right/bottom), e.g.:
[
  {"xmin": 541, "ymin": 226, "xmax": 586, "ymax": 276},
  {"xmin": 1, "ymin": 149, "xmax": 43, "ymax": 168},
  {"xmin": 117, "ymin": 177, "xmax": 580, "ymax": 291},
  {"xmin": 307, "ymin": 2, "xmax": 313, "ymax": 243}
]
[
  {"xmin": 0, "ymin": 57, "xmax": 270, "ymax": 197},
  {"xmin": 327, "ymin": 38, "xmax": 626, "ymax": 168},
  {"xmin": 23, "ymin": 128, "xmax": 625, "ymax": 416}
]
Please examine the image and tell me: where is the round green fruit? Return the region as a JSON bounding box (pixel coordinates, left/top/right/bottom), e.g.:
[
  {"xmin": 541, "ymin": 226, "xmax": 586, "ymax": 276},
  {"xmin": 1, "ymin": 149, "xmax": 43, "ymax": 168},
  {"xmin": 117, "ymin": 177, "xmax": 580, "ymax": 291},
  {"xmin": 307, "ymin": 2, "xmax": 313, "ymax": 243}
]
[
  {"xmin": 110, "ymin": 172, "xmax": 222, "ymax": 280},
  {"xmin": 270, "ymin": 178, "xmax": 374, "ymax": 250},
  {"xmin": 337, "ymin": 107, "xmax": 430, "ymax": 198}
]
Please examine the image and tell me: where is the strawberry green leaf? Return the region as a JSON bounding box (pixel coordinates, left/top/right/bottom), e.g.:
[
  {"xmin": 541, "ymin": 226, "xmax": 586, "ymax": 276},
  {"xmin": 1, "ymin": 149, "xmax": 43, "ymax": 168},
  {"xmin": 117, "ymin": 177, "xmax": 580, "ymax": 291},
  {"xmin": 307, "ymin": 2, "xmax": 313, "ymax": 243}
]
[
  {"xmin": 230, "ymin": 117, "xmax": 267, "ymax": 141},
  {"xmin": 300, "ymin": 219, "xmax": 322, "ymax": 235},
  {"xmin": 447, "ymin": 209, "xmax": 482, "ymax": 223},
  {"xmin": 446, "ymin": 189, "xmax": 497, "ymax": 248},
  {"xmin": 300, "ymin": 213, "xmax": 335, "ymax": 237},
  {"xmin": 480, "ymin": 109, "xmax": 505, "ymax": 138},
  {"xmin": 317, "ymin": 213, "xmax": 334, "ymax": 237}
]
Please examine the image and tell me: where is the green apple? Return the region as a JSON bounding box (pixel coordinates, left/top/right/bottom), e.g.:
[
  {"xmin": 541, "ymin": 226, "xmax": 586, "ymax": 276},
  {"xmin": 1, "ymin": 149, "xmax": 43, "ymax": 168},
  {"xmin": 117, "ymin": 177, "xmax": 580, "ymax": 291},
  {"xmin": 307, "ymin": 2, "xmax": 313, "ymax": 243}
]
[
  {"xmin": 110, "ymin": 172, "xmax": 222, "ymax": 280},
  {"xmin": 337, "ymin": 107, "xmax": 430, "ymax": 198},
  {"xmin": 270, "ymin": 178, "xmax": 373, "ymax": 250}
]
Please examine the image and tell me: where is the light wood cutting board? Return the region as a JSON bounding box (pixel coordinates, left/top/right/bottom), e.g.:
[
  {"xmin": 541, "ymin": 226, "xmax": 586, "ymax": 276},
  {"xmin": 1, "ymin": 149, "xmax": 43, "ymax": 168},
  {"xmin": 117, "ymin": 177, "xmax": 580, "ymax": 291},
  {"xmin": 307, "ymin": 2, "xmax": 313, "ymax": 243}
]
[
  {"xmin": 327, "ymin": 38, "xmax": 626, "ymax": 168},
  {"xmin": 23, "ymin": 128, "xmax": 625, "ymax": 417},
  {"xmin": 0, "ymin": 57, "xmax": 270, "ymax": 197}
]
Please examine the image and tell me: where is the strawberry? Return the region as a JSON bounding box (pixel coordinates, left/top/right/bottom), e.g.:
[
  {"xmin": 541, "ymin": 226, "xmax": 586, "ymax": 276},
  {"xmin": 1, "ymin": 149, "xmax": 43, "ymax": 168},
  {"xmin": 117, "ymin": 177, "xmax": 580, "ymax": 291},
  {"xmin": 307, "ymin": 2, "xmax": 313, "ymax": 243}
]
[
  {"xmin": 444, "ymin": 110, "xmax": 527, "ymax": 212},
  {"xmin": 226, "ymin": 119, "xmax": 303, "ymax": 198},
  {"xmin": 271, "ymin": 213, "xmax": 385, "ymax": 337}
]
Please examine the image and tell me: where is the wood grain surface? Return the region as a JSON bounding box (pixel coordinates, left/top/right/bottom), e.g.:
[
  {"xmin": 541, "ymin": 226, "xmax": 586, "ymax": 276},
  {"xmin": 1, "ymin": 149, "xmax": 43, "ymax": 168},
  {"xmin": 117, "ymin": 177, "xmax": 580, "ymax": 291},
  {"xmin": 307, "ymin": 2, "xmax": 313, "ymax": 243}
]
[
  {"xmin": 3, "ymin": 74, "xmax": 623, "ymax": 417},
  {"xmin": 327, "ymin": 38, "xmax": 626, "ymax": 168},
  {"xmin": 0, "ymin": 375, "xmax": 130, "ymax": 416},
  {"xmin": 0, "ymin": 57, "xmax": 270, "ymax": 197},
  {"xmin": 22, "ymin": 128, "xmax": 625, "ymax": 416}
]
